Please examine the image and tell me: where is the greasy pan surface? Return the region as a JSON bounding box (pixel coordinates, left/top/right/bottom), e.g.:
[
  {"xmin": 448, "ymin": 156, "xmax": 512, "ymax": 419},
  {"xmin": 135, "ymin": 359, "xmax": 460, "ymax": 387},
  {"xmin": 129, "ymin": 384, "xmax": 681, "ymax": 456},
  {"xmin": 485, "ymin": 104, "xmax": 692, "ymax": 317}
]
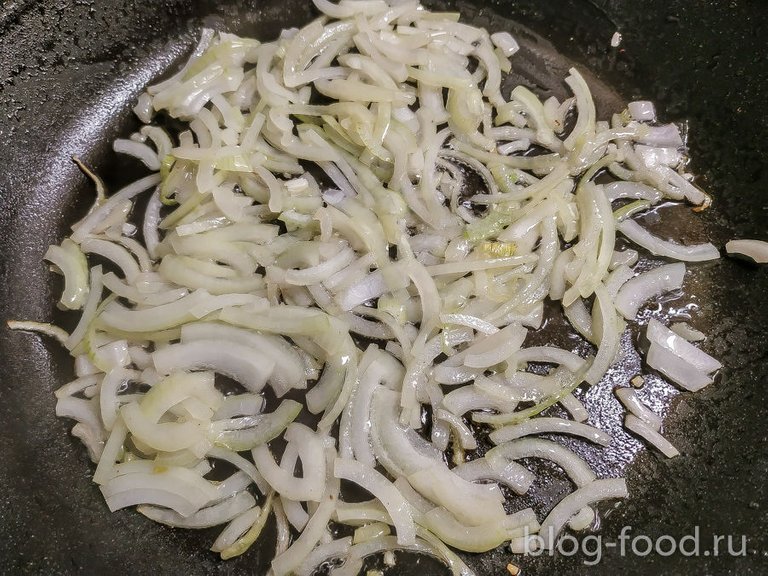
[{"xmin": 1, "ymin": 0, "xmax": 767, "ymax": 574}]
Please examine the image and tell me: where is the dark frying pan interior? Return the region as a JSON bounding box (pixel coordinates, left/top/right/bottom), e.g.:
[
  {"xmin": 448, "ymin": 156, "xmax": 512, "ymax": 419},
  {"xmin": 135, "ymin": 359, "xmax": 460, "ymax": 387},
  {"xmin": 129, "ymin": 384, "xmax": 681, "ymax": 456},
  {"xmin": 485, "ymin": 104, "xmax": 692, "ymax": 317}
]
[{"xmin": 1, "ymin": 1, "xmax": 767, "ymax": 574}]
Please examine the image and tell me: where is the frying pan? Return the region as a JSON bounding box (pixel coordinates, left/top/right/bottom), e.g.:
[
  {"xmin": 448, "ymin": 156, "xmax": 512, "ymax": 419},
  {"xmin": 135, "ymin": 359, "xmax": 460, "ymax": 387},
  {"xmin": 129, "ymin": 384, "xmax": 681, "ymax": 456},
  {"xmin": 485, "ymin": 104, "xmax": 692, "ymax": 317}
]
[{"xmin": 1, "ymin": 0, "xmax": 767, "ymax": 574}]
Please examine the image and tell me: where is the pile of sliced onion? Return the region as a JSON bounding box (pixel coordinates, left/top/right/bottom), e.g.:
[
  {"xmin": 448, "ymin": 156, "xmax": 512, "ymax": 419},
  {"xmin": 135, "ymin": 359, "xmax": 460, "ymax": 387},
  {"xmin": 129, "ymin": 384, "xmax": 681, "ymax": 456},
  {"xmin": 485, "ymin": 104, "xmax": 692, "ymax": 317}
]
[{"xmin": 12, "ymin": 0, "xmax": 730, "ymax": 573}]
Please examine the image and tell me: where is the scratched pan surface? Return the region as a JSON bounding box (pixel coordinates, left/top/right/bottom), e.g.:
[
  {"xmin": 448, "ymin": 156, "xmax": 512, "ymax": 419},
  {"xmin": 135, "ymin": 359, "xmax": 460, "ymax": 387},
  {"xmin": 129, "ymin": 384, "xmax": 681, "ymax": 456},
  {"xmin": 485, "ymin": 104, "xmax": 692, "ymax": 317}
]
[{"xmin": 1, "ymin": 0, "xmax": 767, "ymax": 574}]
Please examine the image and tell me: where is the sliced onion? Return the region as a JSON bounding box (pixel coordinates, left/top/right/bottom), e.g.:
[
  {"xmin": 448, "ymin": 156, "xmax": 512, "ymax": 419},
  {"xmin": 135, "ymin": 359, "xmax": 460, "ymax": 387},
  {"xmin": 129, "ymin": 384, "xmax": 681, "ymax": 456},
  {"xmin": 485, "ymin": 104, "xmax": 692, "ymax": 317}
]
[
  {"xmin": 455, "ymin": 322, "xmax": 527, "ymax": 369},
  {"xmin": 609, "ymin": 248, "xmax": 639, "ymax": 269},
  {"xmin": 100, "ymin": 466, "xmax": 219, "ymax": 516},
  {"xmin": 560, "ymin": 393, "xmax": 588, "ymax": 423},
  {"xmin": 281, "ymin": 496, "xmax": 309, "ymax": 531},
  {"xmin": 490, "ymin": 417, "xmax": 611, "ymax": 446},
  {"xmin": 44, "ymin": 239, "xmax": 90, "ymax": 310},
  {"xmin": 70, "ymin": 174, "xmax": 161, "ymax": 243},
  {"xmin": 646, "ymin": 318, "xmax": 721, "ymax": 373},
  {"xmin": 24, "ymin": 4, "xmax": 729, "ymax": 570},
  {"xmin": 568, "ymin": 506, "xmax": 595, "ymax": 532},
  {"xmin": 252, "ymin": 424, "xmax": 326, "ymax": 502},
  {"xmin": 670, "ymin": 321, "xmax": 706, "ymax": 342},
  {"xmin": 7, "ymin": 320, "xmax": 70, "ymax": 346},
  {"xmin": 433, "ymin": 409, "xmax": 476, "ymax": 450},
  {"xmin": 208, "ymin": 446, "xmax": 269, "ymax": 494},
  {"xmin": 349, "ymin": 348, "xmax": 404, "ymax": 467},
  {"xmin": 584, "ymin": 285, "xmax": 621, "ymax": 385},
  {"xmin": 614, "ymin": 387, "xmax": 663, "ymax": 431},
  {"xmin": 487, "ymin": 438, "xmax": 596, "ymax": 488},
  {"xmin": 214, "ymin": 472, "xmax": 256, "ymax": 503},
  {"xmin": 334, "ymin": 458, "xmax": 416, "ymax": 545},
  {"xmin": 219, "ymin": 492, "xmax": 274, "ymax": 560},
  {"xmin": 211, "ymin": 505, "xmax": 263, "ymax": 553},
  {"xmin": 637, "ymin": 123, "xmax": 683, "ymax": 148},
  {"xmin": 138, "ymin": 491, "xmax": 256, "ymax": 528},
  {"xmin": 210, "ymin": 399, "xmax": 302, "ymax": 451},
  {"xmin": 646, "ymin": 341, "xmax": 713, "ymax": 392},
  {"xmin": 442, "ymin": 383, "xmax": 519, "ymax": 416},
  {"xmin": 353, "ymin": 522, "xmax": 390, "ymax": 544},
  {"xmin": 614, "ymin": 262, "xmax": 685, "ymax": 320},
  {"xmin": 419, "ymin": 507, "xmax": 512, "ymax": 553},
  {"xmin": 296, "ymin": 537, "xmax": 352, "ymax": 576},
  {"xmin": 624, "ymin": 414, "xmax": 679, "ymax": 458},
  {"xmin": 100, "ymin": 367, "xmax": 139, "ymax": 432},
  {"xmin": 181, "ymin": 322, "xmax": 306, "ymax": 395},
  {"xmin": 271, "ymin": 448, "xmax": 339, "ymax": 576},
  {"xmin": 453, "ymin": 457, "xmax": 534, "ymax": 495},
  {"xmin": 508, "ymin": 346, "xmax": 587, "ymax": 373},
  {"xmin": 490, "ymin": 31, "xmax": 519, "ymax": 56},
  {"xmin": 628, "ymin": 101, "xmax": 656, "ymax": 122},
  {"xmin": 725, "ymin": 238, "xmax": 768, "ymax": 263},
  {"xmin": 407, "ymin": 465, "xmax": 506, "ymax": 527},
  {"xmin": 538, "ymin": 478, "xmax": 628, "ymax": 549},
  {"xmin": 618, "ymin": 219, "xmax": 720, "ymax": 262},
  {"xmin": 113, "ymin": 139, "xmax": 162, "ymax": 170},
  {"xmin": 152, "ymin": 340, "xmax": 275, "ymax": 393},
  {"xmin": 213, "ymin": 394, "xmax": 265, "ymax": 420}
]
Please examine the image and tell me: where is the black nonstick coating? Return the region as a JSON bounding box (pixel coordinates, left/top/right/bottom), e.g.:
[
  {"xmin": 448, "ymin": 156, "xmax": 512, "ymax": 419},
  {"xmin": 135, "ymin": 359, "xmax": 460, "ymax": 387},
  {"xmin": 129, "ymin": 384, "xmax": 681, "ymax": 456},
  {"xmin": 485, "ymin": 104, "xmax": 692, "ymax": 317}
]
[{"xmin": 1, "ymin": 1, "xmax": 767, "ymax": 574}]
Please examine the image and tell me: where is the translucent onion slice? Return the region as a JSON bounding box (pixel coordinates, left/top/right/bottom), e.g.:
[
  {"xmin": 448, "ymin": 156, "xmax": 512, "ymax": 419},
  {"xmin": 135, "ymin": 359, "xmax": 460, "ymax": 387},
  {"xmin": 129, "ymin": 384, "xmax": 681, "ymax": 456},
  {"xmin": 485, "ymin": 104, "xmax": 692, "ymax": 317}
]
[
  {"xmin": 646, "ymin": 341, "xmax": 713, "ymax": 392},
  {"xmin": 272, "ymin": 498, "xmax": 291, "ymax": 557},
  {"xmin": 628, "ymin": 100, "xmax": 656, "ymax": 122},
  {"xmin": 407, "ymin": 465, "xmax": 506, "ymax": 527},
  {"xmin": 433, "ymin": 409, "xmax": 477, "ymax": 450},
  {"xmin": 349, "ymin": 348, "xmax": 404, "ymax": 467},
  {"xmin": 538, "ymin": 478, "xmax": 628, "ymax": 549},
  {"xmin": 280, "ymin": 496, "xmax": 309, "ymax": 531},
  {"xmin": 71, "ymin": 174, "xmax": 161, "ymax": 243},
  {"xmin": 219, "ymin": 492, "xmax": 274, "ymax": 560},
  {"xmin": 214, "ymin": 472, "xmax": 255, "ymax": 503},
  {"xmin": 603, "ymin": 181, "xmax": 662, "ymax": 203},
  {"xmin": 113, "ymin": 139, "xmax": 162, "ymax": 170},
  {"xmin": 334, "ymin": 458, "xmax": 416, "ymax": 545},
  {"xmin": 100, "ymin": 466, "xmax": 219, "ymax": 516},
  {"xmin": 453, "ymin": 457, "xmax": 534, "ymax": 495},
  {"xmin": 65, "ymin": 265, "xmax": 104, "ymax": 350},
  {"xmin": 252, "ymin": 424, "xmax": 326, "ymax": 502},
  {"xmin": 211, "ymin": 505, "xmax": 262, "ymax": 553},
  {"xmin": 295, "ymin": 537, "xmax": 353, "ymax": 576},
  {"xmin": 646, "ymin": 318, "xmax": 722, "ymax": 373},
  {"xmin": 270, "ymin": 448, "xmax": 339, "ymax": 576},
  {"xmin": 487, "ymin": 438, "xmax": 596, "ymax": 488},
  {"xmin": 584, "ymin": 284, "xmax": 621, "ymax": 385},
  {"xmin": 508, "ymin": 346, "xmax": 587, "ymax": 373},
  {"xmin": 419, "ymin": 507, "xmax": 518, "ymax": 553},
  {"xmin": 614, "ymin": 387, "xmax": 663, "ymax": 431},
  {"xmin": 618, "ymin": 219, "xmax": 720, "ymax": 262},
  {"xmin": 209, "ymin": 399, "xmax": 302, "ymax": 451},
  {"xmin": 213, "ymin": 393, "xmax": 265, "ymax": 419},
  {"xmin": 725, "ymin": 238, "xmax": 768, "ymax": 263},
  {"xmin": 7, "ymin": 320, "xmax": 70, "ymax": 346},
  {"xmin": 489, "ymin": 417, "xmax": 611, "ymax": 446},
  {"xmin": 624, "ymin": 414, "xmax": 680, "ymax": 458},
  {"xmin": 152, "ymin": 340, "xmax": 276, "ymax": 394},
  {"xmin": 353, "ymin": 522, "xmax": 391, "ymax": 544},
  {"xmin": 138, "ymin": 491, "xmax": 256, "ymax": 528},
  {"xmin": 180, "ymin": 322, "xmax": 306, "ymax": 395},
  {"xmin": 670, "ymin": 322, "xmax": 706, "ymax": 342},
  {"xmin": 98, "ymin": 290, "xmax": 264, "ymax": 333},
  {"xmin": 614, "ymin": 262, "xmax": 685, "ymax": 320},
  {"xmin": 568, "ymin": 506, "xmax": 595, "ymax": 532},
  {"xmin": 208, "ymin": 446, "xmax": 269, "ymax": 494},
  {"xmin": 44, "ymin": 239, "xmax": 90, "ymax": 310}
]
